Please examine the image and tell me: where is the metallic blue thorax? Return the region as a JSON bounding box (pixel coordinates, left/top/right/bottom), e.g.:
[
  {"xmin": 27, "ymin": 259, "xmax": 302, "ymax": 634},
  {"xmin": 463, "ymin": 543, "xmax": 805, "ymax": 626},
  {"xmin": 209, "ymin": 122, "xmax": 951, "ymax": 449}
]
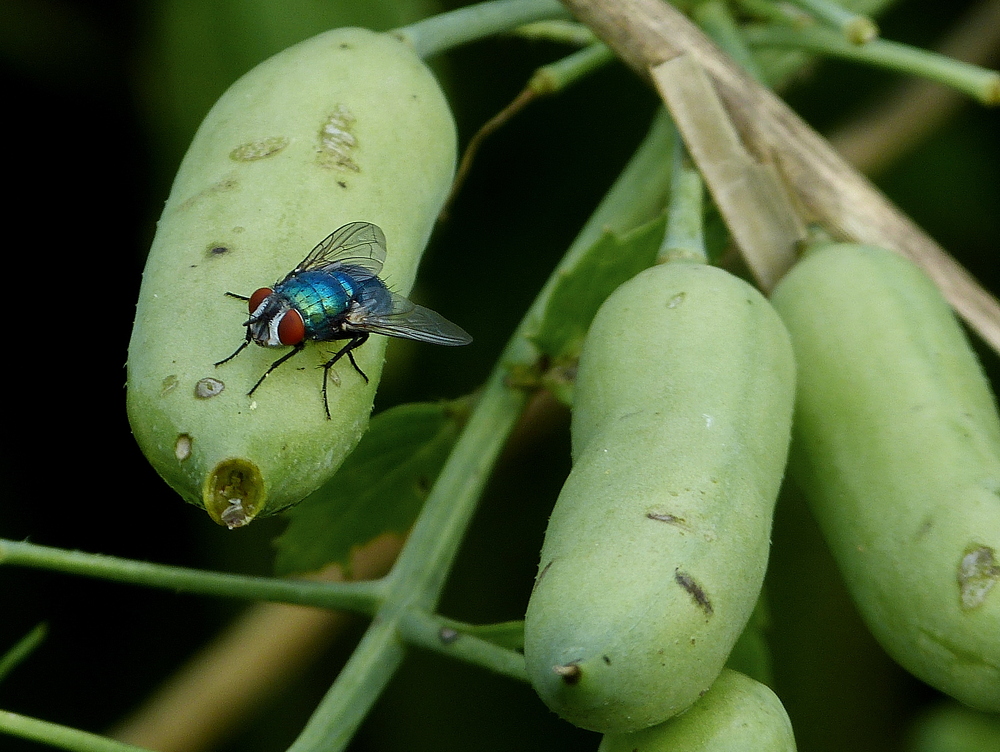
[{"xmin": 275, "ymin": 270, "xmax": 362, "ymax": 339}]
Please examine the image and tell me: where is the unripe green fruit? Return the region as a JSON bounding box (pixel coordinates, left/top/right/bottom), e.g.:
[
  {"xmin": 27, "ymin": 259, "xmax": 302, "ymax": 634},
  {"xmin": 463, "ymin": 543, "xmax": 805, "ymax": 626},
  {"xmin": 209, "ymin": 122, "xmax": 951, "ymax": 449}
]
[
  {"xmin": 770, "ymin": 243, "xmax": 1000, "ymax": 711},
  {"xmin": 127, "ymin": 28, "xmax": 456, "ymax": 527},
  {"xmin": 598, "ymin": 670, "xmax": 796, "ymax": 752},
  {"xmin": 524, "ymin": 262, "xmax": 796, "ymax": 733}
]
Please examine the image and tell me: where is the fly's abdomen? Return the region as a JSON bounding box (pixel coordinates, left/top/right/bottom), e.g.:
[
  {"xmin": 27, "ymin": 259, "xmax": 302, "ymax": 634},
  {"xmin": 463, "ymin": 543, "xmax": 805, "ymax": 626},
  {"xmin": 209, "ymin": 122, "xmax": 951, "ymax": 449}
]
[{"xmin": 281, "ymin": 270, "xmax": 358, "ymax": 339}]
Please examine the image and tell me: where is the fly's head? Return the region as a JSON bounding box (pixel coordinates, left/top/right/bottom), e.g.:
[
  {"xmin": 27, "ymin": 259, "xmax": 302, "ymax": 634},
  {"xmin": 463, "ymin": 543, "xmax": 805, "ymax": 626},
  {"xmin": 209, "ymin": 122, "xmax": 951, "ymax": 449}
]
[{"xmin": 246, "ymin": 287, "xmax": 305, "ymax": 348}]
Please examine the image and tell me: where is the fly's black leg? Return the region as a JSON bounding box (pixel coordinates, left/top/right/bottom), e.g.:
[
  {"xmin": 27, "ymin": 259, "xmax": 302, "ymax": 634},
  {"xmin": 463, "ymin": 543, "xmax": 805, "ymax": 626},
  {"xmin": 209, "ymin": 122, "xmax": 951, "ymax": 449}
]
[
  {"xmin": 215, "ymin": 292, "xmax": 253, "ymax": 366},
  {"xmin": 215, "ymin": 331, "xmax": 252, "ymax": 367},
  {"xmin": 321, "ymin": 334, "xmax": 370, "ymax": 419},
  {"xmin": 248, "ymin": 342, "xmax": 306, "ymax": 397}
]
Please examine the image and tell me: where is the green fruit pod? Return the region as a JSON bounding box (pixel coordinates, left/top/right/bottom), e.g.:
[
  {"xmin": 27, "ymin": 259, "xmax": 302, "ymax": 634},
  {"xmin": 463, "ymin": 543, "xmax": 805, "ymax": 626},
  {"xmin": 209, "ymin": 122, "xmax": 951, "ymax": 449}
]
[
  {"xmin": 127, "ymin": 28, "xmax": 456, "ymax": 527},
  {"xmin": 770, "ymin": 243, "xmax": 1000, "ymax": 711},
  {"xmin": 524, "ymin": 262, "xmax": 796, "ymax": 733},
  {"xmin": 598, "ymin": 670, "xmax": 797, "ymax": 752}
]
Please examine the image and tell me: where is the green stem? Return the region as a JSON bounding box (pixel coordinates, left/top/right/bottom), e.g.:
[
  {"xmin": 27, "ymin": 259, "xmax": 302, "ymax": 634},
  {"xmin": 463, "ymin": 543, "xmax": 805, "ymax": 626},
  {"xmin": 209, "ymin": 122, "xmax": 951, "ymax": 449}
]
[
  {"xmin": 530, "ymin": 42, "xmax": 616, "ymax": 93},
  {"xmin": 284, "ymin": 620, "xmax": 405, "ymax": 752},
  {"xmin": 513, "ymin": 19, "xmax": 599, "ymax": 46},
  {"xmin": 0, "ymin": 710, "xmax": 154, "ymax": 752},
  {"xmin": 396, "ymin": 0, "xmax": 569, "ymax": 59},
  {"xmin": 784, "ymin": 0, "xmax": 879, "ymax": 44},
  {"xmin": 746, "ymin": 23, "xmax": 1000, "ymax": 104},
  {"xmin": 659, "ymin": 129, "xmax": 707, "ymax": 264},
  {"xmin": 0, "ymin": 539, "xmax": 383, "ymax": 615},
  {"xmin": 735, "ymin": 0, "xmax": 812, "ymax": 28},
  {"xmin": 0, "ymin": 623, "xmax": 47, "ymax": 683},
  {"xmin": 397, "ymin": 610, "xmax": 528, "ymax": 682},
  {"xmin": 388, "ymin": 370, "xmax": 529, "ymax": 606},
  {"xmin": 692, "ymin": 0, "xmax": 765, "ymax": 82}
]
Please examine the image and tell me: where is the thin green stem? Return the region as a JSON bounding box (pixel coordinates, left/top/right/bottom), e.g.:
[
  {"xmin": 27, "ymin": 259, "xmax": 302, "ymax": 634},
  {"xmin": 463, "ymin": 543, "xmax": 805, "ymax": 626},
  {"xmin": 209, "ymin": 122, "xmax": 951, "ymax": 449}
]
[
  {"xmin": 285, "ymin": 620, "xmax": 405, "ymax": 752},
  {"xmin": 530, "ymin": 42, "xmax": 616, "ymax": 93},
  {"xmin": 784, "ymin": 0, "xmax": 879, "ymax": 44},
  {"xmin": 692, "ymin": 0, "xmax": 765, "ymax": 82},
  {"xmin": 397, "ymin": 610, "xmax": 528, "ymax": 682},
  {"xmin": 659, "ymin": 130, "xmax": 707, "ymax": 264},
  {"xmin": 388, "ymin": 369, "xmax": 528, "ymax": 606},
  {"xmin": 514, "ymin": 19, "xmax": 599, "ymax": 46},
  {"xmin": 0, "ymin": 539, "xmax": 384, "ymax": 615},
  {"xmin": 0, "ymin": 710, "xmax": 154, "ymax": 752},
  {"xmin": 735, "ymin": 0, "xmax": 813, "ymax": 28},
  {"xmin": 0, "ymin": 623, "xmax": 47, "ymax": 683},
  {"xmin": 746, "ymin": 23, "xmax": 1000, "ymax": 105},
  {"xmin": 395, "ymin": 0, "xmax": 569, "ymax": 59}
]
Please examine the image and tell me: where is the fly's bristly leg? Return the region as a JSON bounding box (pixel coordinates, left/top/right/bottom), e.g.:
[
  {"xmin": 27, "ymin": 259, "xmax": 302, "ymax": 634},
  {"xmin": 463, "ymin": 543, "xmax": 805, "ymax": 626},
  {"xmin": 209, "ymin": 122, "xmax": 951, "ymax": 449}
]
[
  {"xmin": 248, "ymin": 342, "xmax": 307, "ymax": 397},
  {"xmin": 215, "ymin": 333, "xmax": 252, "ymax": 367},
  {"xmin": 321, "ymin": 333, "xmax": 370, "ymax": 419}
]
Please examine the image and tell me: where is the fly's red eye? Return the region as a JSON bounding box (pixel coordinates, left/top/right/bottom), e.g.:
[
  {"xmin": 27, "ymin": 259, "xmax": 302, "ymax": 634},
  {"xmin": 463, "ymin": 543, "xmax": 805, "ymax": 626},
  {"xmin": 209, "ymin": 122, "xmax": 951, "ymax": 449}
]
[
  {"xmin": 277, "ymin": 309, "xmax": 306, "ymax": 345},
  {"xmin": 248, "ymin": 287, "xmax": 273, "ymax": 314}
]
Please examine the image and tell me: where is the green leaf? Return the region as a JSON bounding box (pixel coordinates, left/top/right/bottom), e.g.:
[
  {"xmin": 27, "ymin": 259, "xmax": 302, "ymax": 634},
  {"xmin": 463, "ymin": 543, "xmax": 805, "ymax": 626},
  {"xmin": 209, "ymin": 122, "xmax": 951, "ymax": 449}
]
[
  {"xmin": 528, "ymin": 214, "xmax": 665, "ymax": 362},
  {"xmin": 274, "ymin": 400, "xmax": 469, "ymax": 577}
]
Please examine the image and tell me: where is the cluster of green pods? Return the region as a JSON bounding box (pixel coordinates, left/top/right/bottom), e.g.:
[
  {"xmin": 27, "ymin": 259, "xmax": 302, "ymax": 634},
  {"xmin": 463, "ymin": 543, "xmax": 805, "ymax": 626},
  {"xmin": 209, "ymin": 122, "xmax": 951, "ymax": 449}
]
[{"xmin": 525, "ymin": 243, "xmax": 998, "ymax": 739}]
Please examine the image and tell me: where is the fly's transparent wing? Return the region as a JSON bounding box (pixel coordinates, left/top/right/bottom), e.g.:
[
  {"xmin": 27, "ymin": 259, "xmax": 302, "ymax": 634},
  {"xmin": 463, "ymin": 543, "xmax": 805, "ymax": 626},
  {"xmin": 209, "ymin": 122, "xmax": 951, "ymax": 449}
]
[
  {"xmin": 290, "ymin": 222, "xmax": 387, "ymax": 279},
  {"xmin": 352, "ymin": 289, "xmax": 472, "ymax": 346}
]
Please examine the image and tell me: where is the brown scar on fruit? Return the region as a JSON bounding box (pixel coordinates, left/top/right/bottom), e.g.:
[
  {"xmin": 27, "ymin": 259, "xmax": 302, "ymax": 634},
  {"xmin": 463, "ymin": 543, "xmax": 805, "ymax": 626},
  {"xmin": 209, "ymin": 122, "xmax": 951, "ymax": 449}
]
[
  {"xmin": 532, "ymin": 560, "xmax": 553, "ymax": 594},
  {"xmin": 553, "ymin": 663, "xmax": 582, "ymax": 685},
  {"xmin": 675, "ymin": 568, "xmax": 713, "ymax": 615},
  {"xmin": 647, "ymin": 512, "xmax": 692, "ymax": 531}
]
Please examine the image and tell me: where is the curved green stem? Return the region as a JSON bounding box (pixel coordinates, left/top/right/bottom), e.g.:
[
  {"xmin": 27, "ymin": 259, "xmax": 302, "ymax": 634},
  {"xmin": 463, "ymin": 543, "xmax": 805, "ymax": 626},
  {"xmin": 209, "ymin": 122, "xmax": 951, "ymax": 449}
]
[
  {"xmin": 0, "ymin": 539, "xmax": 384, "ymax": 615},
  {"xmin": 397, "ymin": 611, "xmax": 527, "ymax": 682},
  {"xmin": 746, "ymin": 23, "xmax": 1000, "ymax": 105},
  {"xmin": 396, "ymin": 0, "xmax": 569, "ymax": 59},
  {"xmin": 0, "ymin": 710, "xmax": 154, "ymax": 752}
]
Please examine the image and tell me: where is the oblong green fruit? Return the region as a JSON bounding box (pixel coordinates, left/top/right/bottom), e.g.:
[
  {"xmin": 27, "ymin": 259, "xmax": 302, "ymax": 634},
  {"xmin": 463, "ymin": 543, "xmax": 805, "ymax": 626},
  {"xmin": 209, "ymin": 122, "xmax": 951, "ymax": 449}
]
[
  {"xmin": 127, "ymin": 28, "xmax": 456, "ymax": 527},
  {"xmin": 770, "ymin": 243, "xmax": 1000, "ymax": 711},
  {"xmin": 598, "ymin": 670, "xmax": 797, "ymax": 752},
  {"xmin": 524, "ymin": 262, "xmax": 796, "ymax": 733}
]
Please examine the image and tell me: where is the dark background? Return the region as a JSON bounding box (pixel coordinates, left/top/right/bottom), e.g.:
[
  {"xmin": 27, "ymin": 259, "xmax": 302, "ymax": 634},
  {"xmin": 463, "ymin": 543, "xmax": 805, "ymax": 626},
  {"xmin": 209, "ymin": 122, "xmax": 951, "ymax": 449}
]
[{"xmin": 1, "ymin": 1, "xmax": 997, "ymax": 751}]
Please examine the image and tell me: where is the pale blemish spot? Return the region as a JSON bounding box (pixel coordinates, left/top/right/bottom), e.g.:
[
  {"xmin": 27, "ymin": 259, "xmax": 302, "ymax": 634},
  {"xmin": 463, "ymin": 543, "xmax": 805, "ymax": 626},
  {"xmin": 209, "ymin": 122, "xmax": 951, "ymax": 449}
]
[
  {"xmin": 958, "ymin": 545, "xmax": 1000, "ymax": 610},
  {"xmin": 195, "ymin": 377, "xmax": 225, "ymax": 399},
  {"xmin": 317, "ymin": 105, "xmax": 359, "ymax": 171},
  {"xmin": 230, "ymin": 136, "xmax": 289, "ymax": 161},
  {"xmin": 174, "ymin": 434, "xmax": 192, "ymax": 461},
  {"xmin": 160, "ymin": 374, "xmax": 179, "ymax": 397}
]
